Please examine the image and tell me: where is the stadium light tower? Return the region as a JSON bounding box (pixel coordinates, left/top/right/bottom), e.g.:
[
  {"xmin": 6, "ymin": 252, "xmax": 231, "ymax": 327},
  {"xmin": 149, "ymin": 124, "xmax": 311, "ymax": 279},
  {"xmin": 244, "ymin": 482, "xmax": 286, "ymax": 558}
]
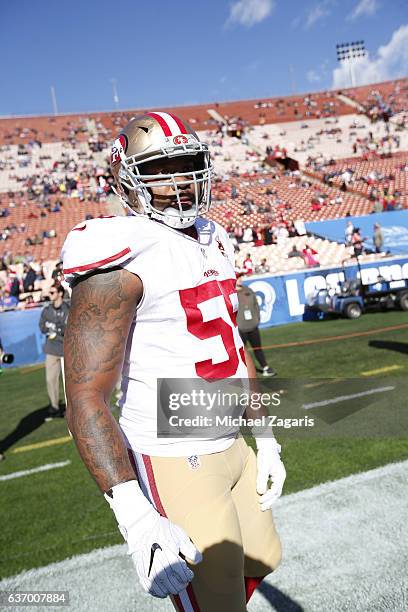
[
  {"xmin": 111, "ymin": 78, "xmax": 120, "ymax": 109},
  {"xmin": 336, "ymin": 41, "xmax": 366, "ymax": 87},
  {"xmin": 50, "ymin": 85, "xmax": 58, "ymax": 115}
]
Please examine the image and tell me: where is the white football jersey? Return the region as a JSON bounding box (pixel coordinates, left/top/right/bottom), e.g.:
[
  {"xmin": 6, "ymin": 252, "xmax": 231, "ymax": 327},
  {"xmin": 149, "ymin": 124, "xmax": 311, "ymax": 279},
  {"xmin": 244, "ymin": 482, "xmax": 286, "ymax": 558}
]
[{"xmin": 62, "ymin": 215, "xmax": 248, "ymax": 456}]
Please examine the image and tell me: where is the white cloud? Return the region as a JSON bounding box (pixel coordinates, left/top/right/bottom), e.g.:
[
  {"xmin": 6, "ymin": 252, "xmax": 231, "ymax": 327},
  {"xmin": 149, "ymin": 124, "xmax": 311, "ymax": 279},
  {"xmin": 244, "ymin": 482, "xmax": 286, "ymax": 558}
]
[
  {"xmin": 305, "ymin": 4, "xmax": 330, "ymax": 28},
  {"xmin": 332, "ymin": 24, "xmax": 408, "ymax": 89},
  {"xmin": 226, "ymin": 0, "xmax": 275, "ymax": 27},
  {"xmin": 348, "ymin": 0, "xmax": 379, "ymax": 20},
  {"xmin": 307, "ymin": 69, "xmax": 321, "ymax": 82}
]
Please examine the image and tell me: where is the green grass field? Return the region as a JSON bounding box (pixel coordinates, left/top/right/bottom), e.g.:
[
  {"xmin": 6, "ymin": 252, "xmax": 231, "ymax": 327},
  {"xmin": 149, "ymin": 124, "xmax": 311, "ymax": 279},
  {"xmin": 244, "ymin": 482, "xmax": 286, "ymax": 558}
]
[{"xmin": 1, "ymin": 310, "xmax": 408, "ymax": 579}]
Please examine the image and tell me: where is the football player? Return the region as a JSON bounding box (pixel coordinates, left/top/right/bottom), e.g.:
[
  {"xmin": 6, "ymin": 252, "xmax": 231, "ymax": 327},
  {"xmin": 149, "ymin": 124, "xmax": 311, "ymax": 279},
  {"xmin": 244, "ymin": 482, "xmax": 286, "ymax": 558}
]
[{"xmin": 62, "ymin": 111, "xmax": 286, "ymax": 610}]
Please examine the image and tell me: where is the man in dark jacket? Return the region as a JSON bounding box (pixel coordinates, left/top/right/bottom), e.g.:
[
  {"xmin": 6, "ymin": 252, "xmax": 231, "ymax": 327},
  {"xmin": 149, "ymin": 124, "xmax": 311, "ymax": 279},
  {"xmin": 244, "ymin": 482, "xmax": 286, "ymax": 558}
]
[
  {"xmin": 23, "ymin": 264, "xmax": 37, "ymax": 292},
  {"xmin": 39, "ymin": 284, "xmax": 70, "ymax": 419},
  {"xmin": 236, "ymin": 275, "xmax": 276, "ymax": 376}
]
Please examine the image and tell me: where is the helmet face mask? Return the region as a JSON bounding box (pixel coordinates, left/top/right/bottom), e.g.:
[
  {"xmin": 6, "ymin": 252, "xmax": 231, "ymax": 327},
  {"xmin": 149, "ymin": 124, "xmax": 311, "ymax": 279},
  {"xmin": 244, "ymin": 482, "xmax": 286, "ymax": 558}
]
[{"xmin": 111, "ymin": 113, "xmax": 212, "ymax": 229}]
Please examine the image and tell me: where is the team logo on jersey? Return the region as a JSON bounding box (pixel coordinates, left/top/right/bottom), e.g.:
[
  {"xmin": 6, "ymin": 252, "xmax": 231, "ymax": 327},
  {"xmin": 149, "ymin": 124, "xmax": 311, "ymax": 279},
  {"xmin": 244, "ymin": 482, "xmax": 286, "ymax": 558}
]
[
  {"xmin": 204, "ymin": 269, "xmax": 219, "ymax": 277},
  {"xmin": 110, "ymin": 134, "xmax": 128, "ymax": 165},
  {"xmin": 173, "ymin": 134, "xmax": 188, "ymax": 145},
  {"xmin": 217, "ymin": 238, "xmax": 227, "ymax": 257}
]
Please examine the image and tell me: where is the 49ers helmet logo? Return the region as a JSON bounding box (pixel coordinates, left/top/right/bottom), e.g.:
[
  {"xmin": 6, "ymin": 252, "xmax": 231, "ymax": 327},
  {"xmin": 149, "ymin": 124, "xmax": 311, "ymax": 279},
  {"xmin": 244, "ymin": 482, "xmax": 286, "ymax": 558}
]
[
  {"xmin": 173, "ymin": 135, "xmax": 188, "ymax": 145},
  {"xmin": 110, "ymin": 134, "xmax": 128, "ymax": 165}
]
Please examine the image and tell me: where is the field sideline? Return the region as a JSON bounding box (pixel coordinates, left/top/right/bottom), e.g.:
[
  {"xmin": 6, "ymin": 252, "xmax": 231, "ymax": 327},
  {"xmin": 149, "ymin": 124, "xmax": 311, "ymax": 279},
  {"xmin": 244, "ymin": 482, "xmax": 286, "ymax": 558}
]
[
  {"xmin": 1, "ymin": 310, "xmax": 407, "ymax": 593},
  {"xmin": 1, "ymin": 460, "xmax": 407, "ymax": 611}
]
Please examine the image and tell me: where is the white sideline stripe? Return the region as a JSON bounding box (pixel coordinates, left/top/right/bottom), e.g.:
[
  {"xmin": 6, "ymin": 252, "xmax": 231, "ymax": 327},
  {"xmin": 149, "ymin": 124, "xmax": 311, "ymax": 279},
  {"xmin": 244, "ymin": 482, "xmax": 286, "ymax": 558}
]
[
  {"xmin": 279, "ymin": 458, "xmax": 408, "ymax": 505},
  {"xmin": 0, "ymin": 460, "xmax": 70, "ymax": 481},
  {"xmin": 302, "ymin": 385, "xmax": 395, "ymax": 409}
]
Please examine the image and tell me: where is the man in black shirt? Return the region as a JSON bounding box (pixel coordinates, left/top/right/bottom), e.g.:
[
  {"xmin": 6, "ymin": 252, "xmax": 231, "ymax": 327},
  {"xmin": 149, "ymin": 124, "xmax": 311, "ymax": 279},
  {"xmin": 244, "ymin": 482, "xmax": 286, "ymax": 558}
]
[{"xmin": 39, "ymin": 284, "xmax": 70, "ymax": 419}]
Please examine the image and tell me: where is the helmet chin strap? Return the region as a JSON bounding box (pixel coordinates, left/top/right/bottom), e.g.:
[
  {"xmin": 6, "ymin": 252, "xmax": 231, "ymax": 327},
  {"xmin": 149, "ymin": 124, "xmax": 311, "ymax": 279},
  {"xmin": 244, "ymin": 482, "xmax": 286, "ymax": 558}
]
[
  {"xmin": 159, "ymin": 206, "xmax": 197, "ymax": 229},
  {"xmin": 136, "ymin": 184, "xmax": 197, "ymax": 228}
]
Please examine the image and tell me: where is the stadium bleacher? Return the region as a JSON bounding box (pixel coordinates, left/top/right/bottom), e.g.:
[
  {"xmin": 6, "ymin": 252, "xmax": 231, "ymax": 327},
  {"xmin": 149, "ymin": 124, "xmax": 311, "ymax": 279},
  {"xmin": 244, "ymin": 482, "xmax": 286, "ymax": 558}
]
[{"xmin": 1, "ymin": 77, "xmax": 408, "ymax": 306}]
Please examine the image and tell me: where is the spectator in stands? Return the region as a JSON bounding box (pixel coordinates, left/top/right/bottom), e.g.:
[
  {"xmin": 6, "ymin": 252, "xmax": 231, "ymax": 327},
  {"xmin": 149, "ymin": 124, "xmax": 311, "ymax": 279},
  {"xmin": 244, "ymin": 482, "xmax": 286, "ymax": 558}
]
[
  {"xmin": 255, "ymin": 258, "xmax": 270, "ymax": 274},
  {"xmin": 23, "ymin": 295, "xmax": 39, "ymax": 309},
  {"xmin": 345, "ymin": 221, "xmax": 354, "ymax": 246},
  {"xmin": 302, "ymin": 245, "xmax": 320, "ymax": 267},
  {"xmin": 51, "ymin": 261, "xmax": 64, "ymax": 282},
  {"xmin": 7, "ymin": 270, "xmax": 20, "ymax": 299},
  {"xmin": 276, "ymin": 225, "xmax": 289, "ymax": 246},
  {"xmin": 373, "ymin": 199, "xmax": 383, "ymax": 213},
  {"xmin": 373, "ymin": 223, "xmax": 384, "ymax": 253},
  {"xmin": 288, "ymin": 245, "xmax": 304, "ymax": 259},
  {"xmin": 236, "ymin": 274, "xmax": 276, "ymax": 377},
  {"xmin": 241, "ymin": 197, "xmax": 254, "ymax": 215},
  {"xmin": 22, "ymin": 264, "xmax": 37, "ymax": 292},
  {"xmin": 242, "ymin": 227, "xmax": 255, "ymax": 244},
  {"xmin": 243, "ymin": 253, "xmax": 254, "ymax": 275},
  {"xmin": 264, "ymin": 225, "xmax": 276, "ymax": 246},
  {"xmin": 233, "ymin": 226, "xmax": 244, "ymax": 244},
  {"xmin": 39, "ymin": 284, "xmax": 70, "ymax": 420},
  {"xmin": 311, "ymin": 198, "xmax": 321, "ymax": 212},
  {"xmin": 0, "ymin": 289, "xmax": 18, "ymax": 310},
  {"xmin": 287, "ymin": 221, "xmax": 298, "ymax": 238},
  {"xmin": 351, "ymin": 228, "xmax": 366, "ymax": 257}
]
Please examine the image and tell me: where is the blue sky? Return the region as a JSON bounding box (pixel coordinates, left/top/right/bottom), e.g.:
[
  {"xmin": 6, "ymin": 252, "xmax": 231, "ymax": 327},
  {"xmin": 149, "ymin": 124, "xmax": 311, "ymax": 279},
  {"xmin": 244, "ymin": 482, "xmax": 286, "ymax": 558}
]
[{"xmin": 1, "ymin": 0, "xmax": 407, "ymax": 116}]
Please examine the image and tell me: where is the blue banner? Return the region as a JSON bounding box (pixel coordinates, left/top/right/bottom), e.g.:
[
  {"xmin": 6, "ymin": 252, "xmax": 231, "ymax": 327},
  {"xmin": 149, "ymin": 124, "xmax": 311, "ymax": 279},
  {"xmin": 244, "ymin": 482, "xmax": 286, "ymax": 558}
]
[
  {"xmin": 245, "ymin": 255, "xmax": 408, "ymax": 327},
  {"xmin": 2, "ymin": 255, "xmax": 408, "ymax": 367},
  {"xmin": 305, "ymin": 211, "xmax": 408, "ymax": 255}
]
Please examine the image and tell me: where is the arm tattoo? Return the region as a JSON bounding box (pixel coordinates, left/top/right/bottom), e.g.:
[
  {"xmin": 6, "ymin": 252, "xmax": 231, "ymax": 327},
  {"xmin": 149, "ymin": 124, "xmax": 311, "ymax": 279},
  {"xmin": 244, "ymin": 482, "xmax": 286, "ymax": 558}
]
[
  {"xmin": 64, "ymin": 268, "xmax": 142, "ymax": 492},
  {"xmin": 65, "ymin": 269, "xmax": 134, "ymax": 385}
]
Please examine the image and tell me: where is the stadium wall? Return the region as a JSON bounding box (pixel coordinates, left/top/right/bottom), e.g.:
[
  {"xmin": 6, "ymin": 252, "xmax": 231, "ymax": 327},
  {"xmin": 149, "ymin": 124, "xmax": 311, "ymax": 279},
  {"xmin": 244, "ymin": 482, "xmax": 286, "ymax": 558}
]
[
  {"xmin": 1, "ymin": 255, "xmax": 408, "ymax": 367},
  {"xmin": 245, "ymin": 255, "xmax": 408, "ymax": 328}
]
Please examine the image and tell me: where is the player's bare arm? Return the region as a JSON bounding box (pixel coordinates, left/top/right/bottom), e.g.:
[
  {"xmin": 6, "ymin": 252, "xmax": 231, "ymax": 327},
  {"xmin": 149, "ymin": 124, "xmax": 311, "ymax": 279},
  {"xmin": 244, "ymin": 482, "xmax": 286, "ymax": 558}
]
[{"xmin": 64, "ymin": 267, "xmax": 142, "ymax": 492}]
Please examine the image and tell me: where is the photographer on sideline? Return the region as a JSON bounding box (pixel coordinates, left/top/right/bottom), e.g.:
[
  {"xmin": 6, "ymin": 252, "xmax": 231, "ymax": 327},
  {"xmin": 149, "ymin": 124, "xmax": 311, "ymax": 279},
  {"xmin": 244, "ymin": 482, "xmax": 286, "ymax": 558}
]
[{"xmin": 39, "ymin": 284, "xmax": 69, "ymax": 420}]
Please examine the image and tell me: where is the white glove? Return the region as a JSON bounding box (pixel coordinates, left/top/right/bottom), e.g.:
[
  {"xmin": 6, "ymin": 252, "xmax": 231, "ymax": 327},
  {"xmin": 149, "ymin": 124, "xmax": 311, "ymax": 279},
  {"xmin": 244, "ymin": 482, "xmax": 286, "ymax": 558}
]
[
  {"xmin": 105, "ymin": 480, "xmax": 202, "ymax": 598},
  {"xmin": 255, "ymin": 438, "xmax": 286, "ymax": 510}
]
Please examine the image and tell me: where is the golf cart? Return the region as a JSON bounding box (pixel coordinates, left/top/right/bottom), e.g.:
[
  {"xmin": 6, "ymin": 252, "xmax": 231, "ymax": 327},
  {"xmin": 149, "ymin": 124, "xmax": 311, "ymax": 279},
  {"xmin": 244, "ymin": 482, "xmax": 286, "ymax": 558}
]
[{"xmin": 307, "ymin": 257, "xmax": 408, "ymax": 319}]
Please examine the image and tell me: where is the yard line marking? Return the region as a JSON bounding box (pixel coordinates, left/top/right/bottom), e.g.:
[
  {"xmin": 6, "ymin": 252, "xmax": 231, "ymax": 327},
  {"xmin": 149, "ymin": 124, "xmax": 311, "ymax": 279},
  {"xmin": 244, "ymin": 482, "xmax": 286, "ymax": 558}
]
[
  {"xmin": 302, "ymin": 386, "xmax": 395, "ymax": 410},
  {"xmin": 249, "ymin": 322, "xmax": 408, "ymax": 350},
  {"xmin": 304, "ymin": 379, "xmax": 345, "ymax": 389},
  {"xmin": 361, "ymin": 365, "xmax": 403, "ymax": 376},
  {"xmin": 0, "ymin": 460, "xmax": 70, "ymax": 481},
  {"xmin": 11, "ymin": 436, "xmax": 72, "ymax": 454}
]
